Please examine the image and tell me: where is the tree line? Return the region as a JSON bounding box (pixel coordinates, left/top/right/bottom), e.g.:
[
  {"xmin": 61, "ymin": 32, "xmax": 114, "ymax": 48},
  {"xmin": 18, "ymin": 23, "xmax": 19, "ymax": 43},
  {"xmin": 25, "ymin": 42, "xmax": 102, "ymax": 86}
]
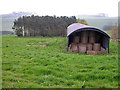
[{"xmin": 12, "ymin": 15, "xmax": 77, "ymax": 37}]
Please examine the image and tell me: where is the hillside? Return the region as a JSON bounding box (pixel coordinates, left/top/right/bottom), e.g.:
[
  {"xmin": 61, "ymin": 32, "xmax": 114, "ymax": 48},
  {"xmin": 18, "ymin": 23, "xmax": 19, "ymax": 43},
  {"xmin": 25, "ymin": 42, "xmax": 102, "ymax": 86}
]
[
  {"xmin": 2, "ymin": 35, "xmax": 118, "ymax": 88},
  {"xmin": 0, "ymin": 12, "xmax": 34, "ymax": 31},
  {"xmin": 76, "ymin": 15, "xmax": 117, "ymax": 30}
]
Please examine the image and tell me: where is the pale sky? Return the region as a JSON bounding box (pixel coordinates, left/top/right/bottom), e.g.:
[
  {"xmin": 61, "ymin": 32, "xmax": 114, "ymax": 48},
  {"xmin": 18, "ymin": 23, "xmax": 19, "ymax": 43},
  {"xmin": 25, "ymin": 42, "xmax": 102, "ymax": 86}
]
[{"xmin": 0, "ymin": 0, "xmax": 119, "ymax": 17}]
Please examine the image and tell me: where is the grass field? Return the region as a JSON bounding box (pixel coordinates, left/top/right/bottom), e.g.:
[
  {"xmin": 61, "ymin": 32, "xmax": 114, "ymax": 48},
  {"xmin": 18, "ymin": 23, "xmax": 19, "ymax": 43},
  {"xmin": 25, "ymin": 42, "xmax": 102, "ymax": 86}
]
[{"xmin": 2, "ymin": 35, "xmax": 118, "ymax": 88}]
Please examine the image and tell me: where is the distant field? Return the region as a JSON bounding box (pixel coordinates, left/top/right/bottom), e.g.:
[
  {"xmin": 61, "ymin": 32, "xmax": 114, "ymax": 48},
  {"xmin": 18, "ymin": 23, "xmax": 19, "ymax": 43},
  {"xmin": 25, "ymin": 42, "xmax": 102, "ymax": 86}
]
[
  {"xmin": 0, "ymin": 17, "xmax": 16, "ymax": 31},
  {"xmin": 2, "ymin": 35, "xmax": 118, "ymax": 88},
  {"xmin": 76, "ymin": 16, "xmax": 117, "ymax": 30}
]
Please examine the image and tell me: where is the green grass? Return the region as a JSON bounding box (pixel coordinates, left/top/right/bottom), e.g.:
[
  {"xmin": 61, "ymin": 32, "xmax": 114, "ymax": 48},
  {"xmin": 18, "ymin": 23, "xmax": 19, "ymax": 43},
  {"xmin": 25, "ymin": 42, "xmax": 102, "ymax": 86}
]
[{"xmin": 2, "ymin": 35, "xmax": 118, "ymax": 88}]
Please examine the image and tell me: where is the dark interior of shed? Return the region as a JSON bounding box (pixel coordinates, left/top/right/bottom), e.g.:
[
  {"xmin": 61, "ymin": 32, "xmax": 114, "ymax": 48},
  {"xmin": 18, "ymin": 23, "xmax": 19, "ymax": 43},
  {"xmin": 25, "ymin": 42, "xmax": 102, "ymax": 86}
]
[{"xmin": 69, "ymin": 30, "xmax": 108, "ymax": 49}]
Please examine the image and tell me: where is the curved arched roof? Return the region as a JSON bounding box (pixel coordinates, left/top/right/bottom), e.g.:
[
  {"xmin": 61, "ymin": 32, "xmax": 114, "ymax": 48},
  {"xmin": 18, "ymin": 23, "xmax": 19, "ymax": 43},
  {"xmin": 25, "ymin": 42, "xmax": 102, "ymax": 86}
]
[{"xmin": 67, "ymin": 23, "xmax": 110, "ymax": 38}]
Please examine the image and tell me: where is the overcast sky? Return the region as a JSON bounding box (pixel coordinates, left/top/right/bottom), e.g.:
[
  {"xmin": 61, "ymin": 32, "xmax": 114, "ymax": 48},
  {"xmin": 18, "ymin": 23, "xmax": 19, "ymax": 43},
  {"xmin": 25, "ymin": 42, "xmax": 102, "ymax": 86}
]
[{"xmin": 0, "ymin": 0, "xmax": 119, "ymax": 17}]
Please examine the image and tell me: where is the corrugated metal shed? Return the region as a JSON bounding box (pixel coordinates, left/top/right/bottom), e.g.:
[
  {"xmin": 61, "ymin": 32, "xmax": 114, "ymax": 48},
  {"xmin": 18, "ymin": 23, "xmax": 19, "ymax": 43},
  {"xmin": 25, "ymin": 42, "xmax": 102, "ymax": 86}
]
[{"xmin": 67, "ymin": 23, "xmax": 110, "ymax": 53}]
